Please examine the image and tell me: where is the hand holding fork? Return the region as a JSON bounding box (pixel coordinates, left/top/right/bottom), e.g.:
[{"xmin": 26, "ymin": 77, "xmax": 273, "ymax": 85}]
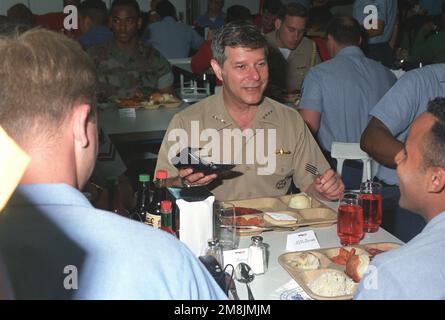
[{"xmin": 305, "ymin": 163, "xmax": 344, "ymax": 200}]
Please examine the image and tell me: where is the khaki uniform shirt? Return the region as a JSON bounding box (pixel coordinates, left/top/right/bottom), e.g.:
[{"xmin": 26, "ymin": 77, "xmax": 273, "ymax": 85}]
[
  {"xmin": 86, "ymin": 40, "xmax": 173, "ymax": 100},
  {"xmin": 155, "ymin": 91, "xmax": 330, "ymax": 201},
  {"xmin": 265, "ymin": 31, "xmax": 321, "ymax": 96}
]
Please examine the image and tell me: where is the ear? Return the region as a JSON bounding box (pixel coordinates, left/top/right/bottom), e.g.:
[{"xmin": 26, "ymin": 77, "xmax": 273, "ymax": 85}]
[
  {"xmin": 137, "ymin": 17, "xmax": 143, "ymax": 30},
  {"xmin": 327, "ymin": 35, "xmax": 335, "ymax": 47},
  {"xmin": 427, "ymin": 167, "xmax": 445, "ymax": 193},
  {"xmin": 275, "ymin": 18, "xmax": 282, "ymax": 31},
  {"xmin": 210, "ymin": 58, "xmax": 223, "ymax": 82},
  {"xmin": 73, "ymin": 104, "xmax": 93, "ymax": 149}
]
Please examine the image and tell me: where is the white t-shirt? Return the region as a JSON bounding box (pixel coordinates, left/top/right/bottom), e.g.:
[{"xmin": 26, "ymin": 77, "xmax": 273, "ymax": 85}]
[{"xmin": 279, "ymin": 48, "xmax": 291, "ymax": 60}]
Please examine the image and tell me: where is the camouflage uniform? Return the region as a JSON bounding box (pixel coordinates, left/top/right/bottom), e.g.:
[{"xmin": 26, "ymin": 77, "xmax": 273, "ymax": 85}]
[{"xmin": 86, "ymin": 41, "xmax": 174, "ymax": 100}]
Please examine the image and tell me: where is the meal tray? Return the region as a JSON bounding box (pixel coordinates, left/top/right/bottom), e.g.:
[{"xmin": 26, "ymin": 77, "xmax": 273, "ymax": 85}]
[
  {"xmin": 225, "ymin": 193, "xmax": 337, "ymax": 234},
  {"xmin": 278, "ymin": 242, "xmax": 401, "ymax": 300}
]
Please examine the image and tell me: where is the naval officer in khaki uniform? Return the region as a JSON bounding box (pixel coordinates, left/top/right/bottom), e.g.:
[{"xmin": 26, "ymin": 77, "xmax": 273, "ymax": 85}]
[
  {"xmin": 264, "ymin": 3, "xmax": 320, "ymax": 101},
  {"xmin": 155, "ymin": 21, "xmax": 343, "ymax": 201}
]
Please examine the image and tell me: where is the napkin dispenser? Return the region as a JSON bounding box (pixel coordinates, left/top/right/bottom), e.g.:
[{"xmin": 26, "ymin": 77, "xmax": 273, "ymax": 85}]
[{"xmin": 167, "ymin": 187, "xmax": 215, "ymax": 256}]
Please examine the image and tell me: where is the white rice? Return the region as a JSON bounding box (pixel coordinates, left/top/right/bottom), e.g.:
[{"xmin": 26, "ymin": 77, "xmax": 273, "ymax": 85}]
[{"xmin": 308, "ymin": 271, "xmax": 355, "ymax": 297}]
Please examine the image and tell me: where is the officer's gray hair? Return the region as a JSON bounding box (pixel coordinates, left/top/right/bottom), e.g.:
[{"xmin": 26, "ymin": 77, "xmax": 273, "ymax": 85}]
[{"xmin": 211, "ymin": 21, "xmax": 268, "ymax": 67}]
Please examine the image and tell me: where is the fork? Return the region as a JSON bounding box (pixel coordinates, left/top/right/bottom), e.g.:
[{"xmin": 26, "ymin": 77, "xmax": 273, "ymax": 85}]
[{"xmin": 305, "ymin": 163, "xmax": 321, "ymax": 176}]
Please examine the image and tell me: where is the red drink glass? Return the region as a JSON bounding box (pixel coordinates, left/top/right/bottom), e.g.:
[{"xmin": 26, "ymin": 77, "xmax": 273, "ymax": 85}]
[
  {"xmin": 360, "ymin": 182, "xmax": 383, "ymax": 233},
  {"xmin": 337, "ymin": 193, "xmax": 364, "ymax": 246}
]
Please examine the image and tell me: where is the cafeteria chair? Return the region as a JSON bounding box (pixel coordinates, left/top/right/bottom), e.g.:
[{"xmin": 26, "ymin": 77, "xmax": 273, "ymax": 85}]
[{"xmin": 330, "ymin": 142, "xmax": 379, "ymax": 183}]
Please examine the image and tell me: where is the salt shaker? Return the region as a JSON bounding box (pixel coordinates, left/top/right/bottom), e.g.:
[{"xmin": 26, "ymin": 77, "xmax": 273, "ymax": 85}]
[
  {"xmin": 205, "ymin": 238, "xmax": 223, "ymax": 266},
  {"xmin": 248, "ymin": 236, "xmax": 267, "ymax": 275}
]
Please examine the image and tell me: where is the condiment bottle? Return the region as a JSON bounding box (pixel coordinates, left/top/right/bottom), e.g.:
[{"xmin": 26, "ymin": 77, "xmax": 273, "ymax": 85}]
[
  {"xmin": 160, "ymin": 200, "xmax": 176, "ymax": 236},
  {"xmin": 146, "ymin": 170, "xmax": 168, "ymax": 228},
  {"xmin": 130, "ymin": 174, "xmax": 151, "ymax": 222},
  {"xmin": 205, "ymin": 238, "xmax": 223, "ymax": 267},
  {"xmin": 248, "ymin": 236, "xmax": 267, "ymax": 275}
]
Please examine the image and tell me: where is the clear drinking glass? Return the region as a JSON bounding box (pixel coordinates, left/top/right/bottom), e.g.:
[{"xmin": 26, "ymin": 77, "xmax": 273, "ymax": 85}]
[
  {"xmin": 337, "ymin": 193, "xmax": 364, "ymax": 246},
  {"xmin": 360, "ymin": 181, "xmax": 383, "ymax": 233},
  {"xmin": 214, "ymin": 201, "xmax": 239, "ymax": 250}
]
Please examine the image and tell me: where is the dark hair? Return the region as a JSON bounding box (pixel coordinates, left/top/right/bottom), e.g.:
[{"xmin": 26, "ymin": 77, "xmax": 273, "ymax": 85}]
[
  {"xmin": 277, "ymin": 3, "xmax": 308, "ymax": 21},
  {"xmin": 424, "ymin": 98, "xmax": 445, "ymax": 168},
  {"xmin": 308, "ymin": 7, "xmax": 333, "ymax": 32},
  {"xmin": 6, "ymin": 3, "xmax": 35, "ymax": 27},
  {"xmin": 211, "ymin": 20, "xmax": 268, "ymax": 66},
  {"xmin": 0, "ymin": 18, "xmax": 32, "ymax": 36},
  {"xmin": 64, "ymin": 0, "xmax": 81, "ymax": 7},
  {"xmin": 111, "ymin": 0, "xmax": 140, "ymax": 16},
  {"xmin": 226, "ymin": 5, "xmax": 252, "ymax": 23},
  {"xmin": 326, "ymin": 16, "xmax": 361, "ymax": 46},
  {"xmin": 156, "ymin": 1, "xmax": 176, "ymax": 19},
  {"xmin": 79, "ymin": 0, "xmax": 108, "ymax": 26},
  {"xmin": 264, "ymin": 0, "xmax": 282, "ymax": 15},
  {"xmin": 80, "ymin": 0, "xmax": 107, "ymax": 11}
]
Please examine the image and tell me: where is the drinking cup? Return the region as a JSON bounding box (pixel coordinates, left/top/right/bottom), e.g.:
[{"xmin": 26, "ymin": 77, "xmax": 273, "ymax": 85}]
[
  {"xmin": 337, "ymin": 193, "xmax": 364, "ymax": 246},
  {"xmin": 214, "ymin": 202, "xmax": 239, "ymax": 250},
  {"xmin": 360, "ymin": 181, "xmax": 383, "ymax": 233}
]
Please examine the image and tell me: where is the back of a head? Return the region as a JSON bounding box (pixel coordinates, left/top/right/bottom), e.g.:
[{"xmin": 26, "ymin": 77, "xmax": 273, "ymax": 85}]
[
  {"xmin": 211, "ymin": 21, "xmax": 268, "ymax": 66},
  {"xmin": 6, "ymin": 3, "xmax": 35, "ymax": 27},
  {"xmin": 277, "ymin": 3, "xmax": 308, "ymax": 21},
  {"xmin": 156, "ymin": 1, "xmax": 176, "ymax": 19},
  {"xmin": 111, "ymin": 0, "xmax": 141, "ymax": 16},
  {"xmin": 79, "ymin": 0, "xmax": 109, "ymax": 26},
  {"xmin": 64, "ymin": 0, "xmax": 81, "ymax": 7},
  {"xmin": 0, "ymin": 29, "xmax": 97, "ymax": 144},
  {"xmin": 425, "ymin": 98, "xmax": 445, "ymax": 169},
  {"xmin": 226, "ymin": 5, "xmax": 252, "ymax": 24},
  {"xmin": 326, "ymin": 16, "xmax": 361, "ymax": 47}
]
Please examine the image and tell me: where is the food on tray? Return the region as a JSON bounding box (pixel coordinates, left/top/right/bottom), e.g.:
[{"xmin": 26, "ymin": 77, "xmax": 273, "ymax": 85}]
[
  {"xmin": 118, "ymin": 98, "xmax": 141, "ymax": 108},
  {"xmin": 345, "ymin": 253, "xmax": 370, "ymax": 282},
  {"xmin": 153, "ymin": 92, "xmax": 179, "ymax": 103},
  {"xmin": 308, "ymin": 271, "xmax": 355, "ymax": 297},
  {"xmin": 288, "ymin": 194, "xmax": 311, "ymax": 209},
  {"xmin": 233, "ymin": 207, "xmax": 263, "ymax": 216},
  {"xmin": 224, "ymin": 215, "xmax": 264, "ymax": 227},
  {"xmin": 330, "ymin": 248, "xmax": 357, "ymax": 265},
  {"xmin": 287, "ymin": 253, "xmax": 320, "ymax": 270},
  {"xmin": 263, "ymin": 212, "xmax": 298, "ymax": 226}
]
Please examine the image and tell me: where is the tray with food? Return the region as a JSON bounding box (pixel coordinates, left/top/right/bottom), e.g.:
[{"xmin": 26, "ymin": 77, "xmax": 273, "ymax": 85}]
[
  {"xmin": 116, "ymin": 98, "xmax": 144, "ymax": 108},
  {"xmin": 116, "ymin": 92, "xmax": 182, "ymax": 109},
  {"xmin": 221, "ymin": 193, "xmax": 337, "ymax": 234},
  {"xmin": 278, "ymin": 242, "xmax": 401, "ymax": 300},
  {"xmin": 141, "ymin": 92, "xmax": 182, "ymax": 109}
]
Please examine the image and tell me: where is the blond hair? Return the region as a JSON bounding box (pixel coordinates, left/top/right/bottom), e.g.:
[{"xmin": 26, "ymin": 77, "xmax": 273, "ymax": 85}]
[{"xmin": 0, "ymin": 28, "xmax": 97, "ymax": 143}]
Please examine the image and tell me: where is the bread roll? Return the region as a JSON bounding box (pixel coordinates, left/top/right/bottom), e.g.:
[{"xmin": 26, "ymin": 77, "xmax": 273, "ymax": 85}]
[{"xmin": 289, "ymin": 194, "xmax": 311, "ymax": 209}]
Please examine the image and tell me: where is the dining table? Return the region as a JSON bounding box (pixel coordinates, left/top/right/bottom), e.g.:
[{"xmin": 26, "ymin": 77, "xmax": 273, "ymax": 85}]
[
  {"xmin": 230, "ymin": 199, "xmax": 403, "ymax": 300},
  {"xmin": 98, "ymin": 102, "xmax": 191, "ymax": 145}
]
